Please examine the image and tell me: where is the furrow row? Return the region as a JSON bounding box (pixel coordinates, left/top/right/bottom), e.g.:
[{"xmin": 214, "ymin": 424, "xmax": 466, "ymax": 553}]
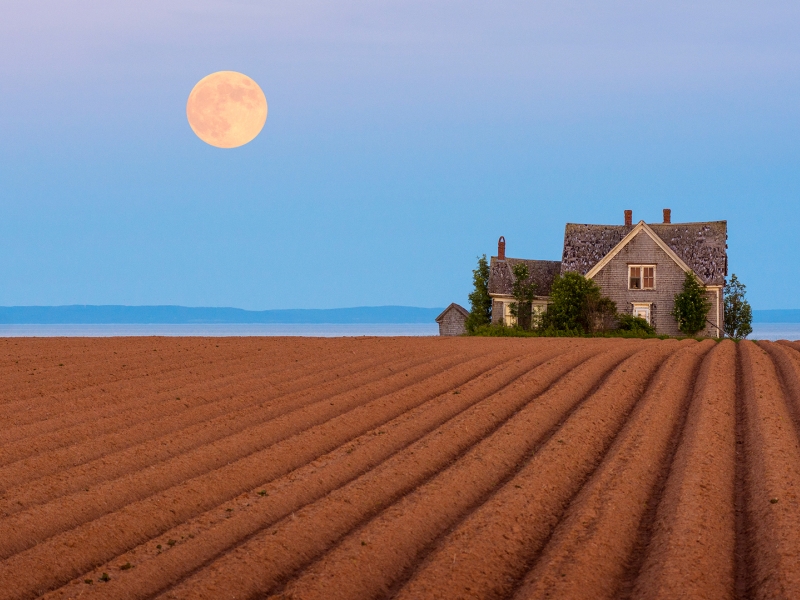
[
  {"xmin": 159, "ymin": 341, "xmax": 647, "ymax": 599},
  {"xmin": 372, "ymin": 341, "xmax": 679, "ymax": 600},
  {"xmin": 509, "ymin": 339, "xmax": 717, "ymax": 600},
  {"xmin": 0, "ymin": 348, "xmax": 483, "ymax": 560},
  {"xmin": 0, "ymin": 343, "xmax": 528, "ymax": 599},
  {"xmin": 0, "ymin": 347, "xmax": 440, "ymax": 497},
  {"xmin": 0, "ymin": 339, "xmax": 420, "ymax": 445},
  {"xmin": 740, "ymin": 342, "xmax": 800, "ymax": 598},
  {"xmin": 41, "ymin": 341, "xmax": 581, "ymax": 600}
]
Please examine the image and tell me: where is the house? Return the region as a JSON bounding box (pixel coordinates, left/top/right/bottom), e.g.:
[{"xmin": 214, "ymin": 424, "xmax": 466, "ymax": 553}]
[
  {"xmin": 436, "ymin": 303, "xmax": 469, "ymax": 336},
  {"xmin": 489, "ymin": 209, "xmax": 727, "ymax": 336}
]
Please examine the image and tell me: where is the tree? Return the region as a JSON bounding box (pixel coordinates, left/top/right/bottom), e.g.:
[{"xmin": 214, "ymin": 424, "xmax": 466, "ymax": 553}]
[
  {"xmin": 724, "ymin": 274, "xmax": 753, "ymax": 339},
  {"xmin": 672, "ymin": 271, "xmax": 712, "ymax": 335},
  {"xmin": 465, "ymin": 255, "xmax": 492, "ymax": 333},
  {"xmin": 509, "ymin": 262, "xmax": 537, "ymax": 330},
  {"xmin": 543, "ymin": 272, "xmax": 616, "ymax": 333}
]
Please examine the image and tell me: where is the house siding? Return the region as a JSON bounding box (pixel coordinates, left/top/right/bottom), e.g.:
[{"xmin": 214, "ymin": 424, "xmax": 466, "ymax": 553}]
[
  {"xmin": 588, "ymin": 230, "xmax": 721, "ymax": 336},
  {"xmin": 491, "ymin": 299, "xmax": 506, "ymax": 325},
  {"xmin": 438, "ymin": 308, "xmax": 468, "ymax": 336}
]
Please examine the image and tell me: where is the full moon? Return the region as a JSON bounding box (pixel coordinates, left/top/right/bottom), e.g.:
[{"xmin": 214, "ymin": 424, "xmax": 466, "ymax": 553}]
[{"xmin": 186, "ymin": 71, "xmax": 267, "ymax": 148}]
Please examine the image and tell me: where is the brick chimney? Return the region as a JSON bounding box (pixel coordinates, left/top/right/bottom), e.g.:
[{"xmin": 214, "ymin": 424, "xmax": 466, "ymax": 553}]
[
  {"xmin": 663, "ymin": 208, "xmax": 671, "ymax": 224},
  {"xmin": 624, "ymin": 210, "xmax": 632, "ymax": 226},
  {"xmin": 498, "ymin": 236, "xmax": 506, "ymax": 260}
]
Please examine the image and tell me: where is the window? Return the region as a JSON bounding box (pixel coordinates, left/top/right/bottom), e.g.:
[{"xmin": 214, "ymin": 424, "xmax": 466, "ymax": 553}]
[
  {"xmin": 629, "ymin": 265, "xmax": 655, "ymax": 290},
  {"xmin": 632, "ymin": 303, "xmax": 652, "ymax": 324}
]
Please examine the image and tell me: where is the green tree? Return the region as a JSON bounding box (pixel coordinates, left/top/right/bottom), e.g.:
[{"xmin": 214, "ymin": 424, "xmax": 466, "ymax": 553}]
[
  {"xmin": 543, "ymin": 272, "xmax": 616, "ymax": 333},
  {"xmin": 724, "ymin": 274, "xmax": 753, "ymax": 339},
  {"xmin": 465, "ymin": 254, "xmax": 492, "ymax": 333},
  {"xmin": 671, "ymin": 271, "xmax": 712, "ymax": 335},
  {"xmin": 509, "ymin": 262, "xmax": 537, "ymax": 330}
]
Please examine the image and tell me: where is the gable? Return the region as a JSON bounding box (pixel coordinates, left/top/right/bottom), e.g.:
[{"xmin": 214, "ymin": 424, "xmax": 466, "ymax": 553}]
[
  {"xmin": 562, "ymin": 220, "xmax": 727, "ymax": 285},
  {"xmin": 588, "ymin": 227, "xmax": 686, "ymax": 281},
  {"xmin": 435, "ymin": 303, "xmax": 469, "ymax": 323},
  {"xmin": 585, "ymin": 222, "xmax": 691, "ymax": 280}
]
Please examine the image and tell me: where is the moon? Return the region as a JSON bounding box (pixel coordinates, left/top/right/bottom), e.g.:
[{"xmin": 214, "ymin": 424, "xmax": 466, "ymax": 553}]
[{"xmin": 186, "ymin": 71, "xmax": 267, "ymax": 148}]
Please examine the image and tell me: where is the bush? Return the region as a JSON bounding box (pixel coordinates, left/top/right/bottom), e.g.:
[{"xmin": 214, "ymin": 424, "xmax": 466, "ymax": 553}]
[
  {"xmin": 671, "ymin": 272, "xmax": 712, "ymax": 335},
  {"xmin": 509, "ymin": 262, "xmax": 537, "ymax": 330},
  {"xmin": 469, "ymin": 322, "xmax": 664, "ymax": 338},
  {"xmin": 465, "ymin": 255, "xmax": 492, "ymax": 333},
  {"xmin": 542, "ymin": 272, "xmax": 617, "ymax": 333},
  {"xmin": 724, "ymin": 274, "xmax": 753, "ymax": 339},
  {"xmin": 616, "ymin": 313, "xmax": 656, "ymax": 335}
]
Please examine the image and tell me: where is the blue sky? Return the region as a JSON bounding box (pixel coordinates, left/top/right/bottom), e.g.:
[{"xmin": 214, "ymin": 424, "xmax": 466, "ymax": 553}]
[{"xmin": 1, "ymin": 1, "xmax": 798, "ymax": 309}]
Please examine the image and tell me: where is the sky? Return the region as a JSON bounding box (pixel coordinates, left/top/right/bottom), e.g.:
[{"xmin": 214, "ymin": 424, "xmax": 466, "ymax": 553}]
[{"xmin": 1, "ymin": 1, "xmax": 798, "ymax": 310}]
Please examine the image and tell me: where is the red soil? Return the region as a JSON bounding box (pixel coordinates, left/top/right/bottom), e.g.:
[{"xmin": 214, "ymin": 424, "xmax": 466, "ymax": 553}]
[{"xmin": 0, "ymin": 336, "xmax": 799, "ymax": 600}]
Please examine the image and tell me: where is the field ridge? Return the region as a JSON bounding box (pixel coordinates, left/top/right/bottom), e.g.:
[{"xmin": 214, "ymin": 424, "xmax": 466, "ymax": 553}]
[{"xmin": 0, "ymin": 336, "xmax": 798, "ymax": 599}]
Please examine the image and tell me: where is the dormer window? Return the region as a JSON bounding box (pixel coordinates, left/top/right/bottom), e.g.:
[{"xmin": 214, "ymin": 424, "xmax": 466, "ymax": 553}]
[{"xmin": 629, "ymin": 265, "xmax": 655, "ymax": 290}]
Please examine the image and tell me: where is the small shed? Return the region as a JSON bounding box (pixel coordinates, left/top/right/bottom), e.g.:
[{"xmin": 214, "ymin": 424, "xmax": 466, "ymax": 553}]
[{"xmin": 435, "ymin": 303, "xmax": 469, "ymax": 336}]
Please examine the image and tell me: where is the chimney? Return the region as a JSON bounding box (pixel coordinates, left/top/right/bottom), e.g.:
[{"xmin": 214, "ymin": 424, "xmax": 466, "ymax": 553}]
[
  {"xmin": 663, "ymin": 208, "xmax": 671, "ymax": 224},
  {"xmin": 624, "ymin": 210, "xmax": 632, "ymax": 226},
  {"xmin": 498, "ymin": 236, "xmax": 506, "ymax": 260}
]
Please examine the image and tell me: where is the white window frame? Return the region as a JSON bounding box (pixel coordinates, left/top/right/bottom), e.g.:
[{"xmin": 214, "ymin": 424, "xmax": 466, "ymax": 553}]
[
  {"xmin": 628, "ymin": 264, "xmax": 656, "ymax": 290},
  {"xmin": 632, "ymin": 302, "xmax": 652, "ymax": 325}
]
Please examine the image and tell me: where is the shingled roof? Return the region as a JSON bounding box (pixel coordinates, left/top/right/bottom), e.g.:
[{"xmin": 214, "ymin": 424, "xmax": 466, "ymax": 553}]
[
  {"xmin": 488, "ymin": 257, "xmax": 563, "ymax": 297},
  {"xmin": 561, "ymin": 221, "xmax": 728, "ymax": 285}
]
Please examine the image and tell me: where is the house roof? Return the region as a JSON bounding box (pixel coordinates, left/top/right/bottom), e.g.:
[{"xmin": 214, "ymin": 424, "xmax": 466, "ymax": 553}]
[
  {"xmin": 435, "ymin": 303, "xmax": 469, "ymax": 322},
  {"xmin": 561, "ymin": 221, "xmax": 727, "ymax": 285},
  {"xmin": 488, "ymin": 258, "xmax": 563, "ymax": 297}
]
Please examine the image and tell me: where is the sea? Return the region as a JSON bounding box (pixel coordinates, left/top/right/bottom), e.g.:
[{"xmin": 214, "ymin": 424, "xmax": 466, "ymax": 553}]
[
  {"xmin": 747, "ymin": 323, "xmax": 800, "ymax": 341},
  {"xmin": 0, "ymin": 323, "xmax": 440, "ymax": 337},
  {"xmin": 0, "ymin": 322, "xmax": 797, "ymax": 340}
]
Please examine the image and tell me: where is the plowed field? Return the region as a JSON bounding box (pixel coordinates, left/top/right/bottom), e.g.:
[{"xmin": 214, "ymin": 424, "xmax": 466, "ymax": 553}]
[{"xmin": 1, "ymin": 336, "xmax": 800, "ymax": 600}]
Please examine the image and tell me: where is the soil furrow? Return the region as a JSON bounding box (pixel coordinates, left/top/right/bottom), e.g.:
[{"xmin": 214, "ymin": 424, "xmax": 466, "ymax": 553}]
[
  {"xmin": 0, "ymin": 351, "xmax": 439, "ymax": 503},
  {"xmin": 154, "ymin": 341, "xmax": 641, "ymax": 600},
  {"xmin": 40, "ymin": 343, "xmax": 576, "ymax": 600},
  {"xmin": 0, "ymin": 336, "xmax": 435, "ymax": 430},
  {"xmin": 374, "ymin": 341, "xmax": 678, "ymax": 600},
  {"xmin": 0, "ymin": 346, "xmax": 515, "ymax": 599},
  {"xmin": 738, "ymin": 341, "xmax": 800, "ymax": 598},
  {"xmin": 0, "ymin": 345, "xmax": 269, "ymax": 420},
  {"xmin": 733, "ymin": 340, "xmax": 755, "ymax": 600},
  {"xmin": 0, "ymin": 343, "xmax": 408, "ymax": 450},
  {"xmin": 506, "ymin": 339, "xmax": 715, "ymax": 600},
  {"xmin": 0, "ymin": 350, "xmax": 473, "ymax": 559},
  {"xmin": 760, "ymin": 341, "xmax": 800, "ymax": 443},
  {"xmin": 618, "ymin": 340, "xmax": 738, "ymax": 599}
]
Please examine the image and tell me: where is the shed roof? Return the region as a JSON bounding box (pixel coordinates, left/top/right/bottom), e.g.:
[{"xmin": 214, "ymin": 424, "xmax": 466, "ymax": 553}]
[
  {"xmin": 488, "ymin": 258, "xmax": 563, "ymax": 297},
  {"xmin": 435, "ymin": 303, "xmax": 470, "ymax": 322},
  {"xmin": 561, "ymin": 221, "xmax": 727, "ymax": 285}
]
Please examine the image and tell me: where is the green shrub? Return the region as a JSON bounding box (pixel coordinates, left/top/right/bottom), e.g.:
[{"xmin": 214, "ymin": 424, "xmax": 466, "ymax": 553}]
[
  {"xmin": 616, "ymin": 313, "xmax": 656, "ymax": 335},
  {"xmin": 465, "ymin": 255, "xmax": 492, "ymax": 333},
  {"xmin": 672, "ymin": 272, "xmax": 712, "ymax": 335},
  {"xmin": 542, "ymin": 272, "xmax": 616, "ymax": 333},
  {"xmin": 509, "ymin": 262, "xmax": 537, "ymax": 330}
]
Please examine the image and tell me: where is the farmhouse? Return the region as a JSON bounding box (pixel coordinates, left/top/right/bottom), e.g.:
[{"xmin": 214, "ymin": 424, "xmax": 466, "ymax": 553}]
[{"xmin": 489, "ymin": 209, "xmax": 727, "ymax": 336}]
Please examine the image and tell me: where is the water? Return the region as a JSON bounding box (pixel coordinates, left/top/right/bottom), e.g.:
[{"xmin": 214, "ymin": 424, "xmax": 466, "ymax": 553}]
[
  {"xmin": 0, "ymin": 323, "xmax": 440, "ymax": 337},
  {"xmin": 748, "ymin": 323, "xmax": 800, "ymax": 341},
  {"xmin": 0, "ymin": 322, "xmax": 795, "ymax": 340}
]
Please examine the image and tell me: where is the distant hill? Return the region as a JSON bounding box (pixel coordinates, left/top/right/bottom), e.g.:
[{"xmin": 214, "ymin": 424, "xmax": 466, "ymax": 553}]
[
  {"xmin": 0, "ymin": 305, "xmax": 445, "ymax": 324},
  {"xmin": 752, "ymin": 309, "xmax": 800, "ymax": 323}
]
